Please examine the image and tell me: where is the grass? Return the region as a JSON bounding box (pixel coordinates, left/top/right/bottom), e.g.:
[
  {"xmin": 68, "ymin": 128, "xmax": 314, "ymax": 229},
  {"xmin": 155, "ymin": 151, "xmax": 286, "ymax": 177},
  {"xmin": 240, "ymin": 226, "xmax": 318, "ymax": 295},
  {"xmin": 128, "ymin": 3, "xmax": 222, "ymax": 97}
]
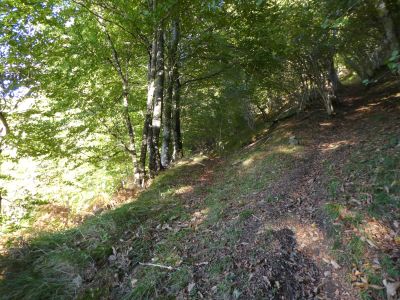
[
  {"xmin": 0, "ymin": 122, "xmax": 305, "ymax": 299},
  {"xmin": 0, "ymin": 160, "xmax": 207, "ymax": 300},
  {"xmin": 2, "ymin": 80, "xmax": 398, "ymax": 299},
  {"xmin": 323, "ymin": 124, "xmax": 400, "ymax": 299}
]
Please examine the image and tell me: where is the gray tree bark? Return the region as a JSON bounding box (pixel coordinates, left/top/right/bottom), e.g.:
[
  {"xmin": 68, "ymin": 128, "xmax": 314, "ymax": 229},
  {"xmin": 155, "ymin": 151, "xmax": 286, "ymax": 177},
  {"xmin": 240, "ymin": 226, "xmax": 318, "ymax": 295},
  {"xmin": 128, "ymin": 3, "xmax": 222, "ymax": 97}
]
[
  {"xmin": 149, "ymin": 27, "xmax": 164, "ymax": 176},
  {"xmin": 328, "ymin": 56, "xmax": 342, "ymax": 94},
  {"xmin": 378, "ymin": 0, "xmax": 399, "ymax": 52},
  {"xmin": 172, "ymin": 73, "xmax": 183, "ymax": 160},
  {"xmin": 161, "ymin": 19, "xmax": 179, "ymax": 168},
  {"xmin": 140, "ymin": 34, "xmax": 157, "ymax": 178},
  {"xmin": 122, "ymin": 84, "xmax": 141, "ymax": 185}
]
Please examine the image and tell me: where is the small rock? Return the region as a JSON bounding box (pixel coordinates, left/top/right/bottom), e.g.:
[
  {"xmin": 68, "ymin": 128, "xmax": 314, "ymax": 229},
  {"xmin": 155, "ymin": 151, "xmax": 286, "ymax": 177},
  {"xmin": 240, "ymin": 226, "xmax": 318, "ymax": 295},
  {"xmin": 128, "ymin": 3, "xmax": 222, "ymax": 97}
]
[
  {"xmin": 324, "ymin": 271, "xmax": 331, "ymax": 277},
  {"xmin": 188, "ymin": 282, "xmax": 196, "ymax": 293},
  {"xmin": 131, "ymin": 278, "xmax": 138, "ymax": 287},
  {"xmin": 108, "ymin": 254, "xmax": 117, "ymax": 262},
  {"xmin": 331, "ymin": 260, "xmax": 341, "ymax": 269}
]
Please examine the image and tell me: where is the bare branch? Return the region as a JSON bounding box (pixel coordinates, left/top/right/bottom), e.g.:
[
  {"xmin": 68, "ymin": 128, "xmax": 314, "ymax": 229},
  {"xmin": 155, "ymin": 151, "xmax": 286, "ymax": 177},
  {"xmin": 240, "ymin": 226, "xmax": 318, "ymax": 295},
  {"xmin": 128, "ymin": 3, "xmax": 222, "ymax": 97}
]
[{"xmin": 181, "ymin": 69, "xmax": 224, "ymax": 86}]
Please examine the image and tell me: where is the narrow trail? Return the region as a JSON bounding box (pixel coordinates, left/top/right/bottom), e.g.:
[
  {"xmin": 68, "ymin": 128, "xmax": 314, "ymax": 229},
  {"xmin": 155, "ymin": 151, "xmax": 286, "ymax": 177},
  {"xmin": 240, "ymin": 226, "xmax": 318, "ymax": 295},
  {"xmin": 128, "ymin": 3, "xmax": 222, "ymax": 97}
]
[
  {"xmin": 69, "ymin": 79, "xmax": 397, "ymax": 300},
  {"xmin": 173, "ymin": 80, "xmax": 400, "ymax": 299}
]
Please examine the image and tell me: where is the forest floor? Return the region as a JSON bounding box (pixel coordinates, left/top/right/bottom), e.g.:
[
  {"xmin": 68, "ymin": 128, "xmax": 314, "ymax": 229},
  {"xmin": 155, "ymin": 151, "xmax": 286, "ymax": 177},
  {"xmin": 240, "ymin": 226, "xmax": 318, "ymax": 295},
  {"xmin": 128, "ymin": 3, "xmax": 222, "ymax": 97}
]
[{"xmin": 0, "ymin": 77, "xmax": 399, "ymax": 299}]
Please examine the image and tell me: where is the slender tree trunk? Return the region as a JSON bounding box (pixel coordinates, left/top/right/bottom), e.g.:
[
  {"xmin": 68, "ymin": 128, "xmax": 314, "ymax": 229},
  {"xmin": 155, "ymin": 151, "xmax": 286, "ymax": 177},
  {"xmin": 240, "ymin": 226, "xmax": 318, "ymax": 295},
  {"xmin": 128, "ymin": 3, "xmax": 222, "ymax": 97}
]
[
  {"xmin": 161, "ymin": 19, "xmax": 179, "ymax": 168},
  {"xmin": 328, "ymin": 56, "xmax": 342, "ymax": 94},
  {"xmin": 122, "ymin": 84, "xmax": 141, "ymax": 184},
  {"xmin": 149, "ymin": 27, "xmax": 164, "ymax": 176},
  {"xmin": 102, "ymin": 20, "xmax": 142, "ymax": 186},
  {"xmin": 0, "ymin": 112, "xmax": 9, "ymax": 137},
  {"xmin": 172, "ymin": 73, "xmax": 183, "ymax": 160},
  {"xmin": 140, "ymin": 36, "xmax": 157, "ymax": 178},
  {"xmin": 161, "ymin": 68, "xmax": 173, "ymax": 168}
]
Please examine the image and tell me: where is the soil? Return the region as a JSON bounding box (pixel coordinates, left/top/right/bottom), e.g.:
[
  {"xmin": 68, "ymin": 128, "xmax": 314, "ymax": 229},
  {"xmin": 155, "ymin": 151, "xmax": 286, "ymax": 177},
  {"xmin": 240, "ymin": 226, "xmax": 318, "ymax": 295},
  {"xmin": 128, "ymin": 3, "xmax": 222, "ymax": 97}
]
[{"xmin": 171, "ymin": 77, "xmax": 400, "ymax": 299}]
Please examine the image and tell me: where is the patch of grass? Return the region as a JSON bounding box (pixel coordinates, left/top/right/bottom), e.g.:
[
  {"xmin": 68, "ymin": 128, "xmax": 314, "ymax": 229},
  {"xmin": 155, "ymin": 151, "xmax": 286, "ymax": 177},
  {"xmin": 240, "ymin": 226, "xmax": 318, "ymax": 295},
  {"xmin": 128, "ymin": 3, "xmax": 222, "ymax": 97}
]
[
  {"xmin": 347, "ymin": 235, "xmax": 365, "ymax": 264},
  {"xmin": 325, "ymin": 203, "xmax": 343, "ymax": 220},
  {"xmin": 342, "ymin": 212, "xmax": 363, "ymax": 227},
  {"xmin": 381, "ymin": 255, "xmax": 400, "ymax": 278},
  {"xmin": 208, "ymin": 256, "xmax": 234, "ymax": 278},
  {"xmin": 0, "ymin": 158, "xmax": 203, "ymax": 300},
  {"xmin": 327, "ymin": 178, "xmax": 341, "ymax": 199},
  {"xmin": 239, "ymin": 209, "xmax": 253, "ymax": 221}
]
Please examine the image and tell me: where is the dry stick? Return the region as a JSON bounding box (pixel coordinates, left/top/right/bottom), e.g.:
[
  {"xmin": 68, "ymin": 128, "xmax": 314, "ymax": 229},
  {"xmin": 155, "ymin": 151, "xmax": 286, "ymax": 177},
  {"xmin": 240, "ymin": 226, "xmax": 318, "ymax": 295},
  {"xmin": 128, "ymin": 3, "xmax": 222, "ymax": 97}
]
[{"xmin": 139, "ymin": 262, "xmax": 177, "ymax": 270}]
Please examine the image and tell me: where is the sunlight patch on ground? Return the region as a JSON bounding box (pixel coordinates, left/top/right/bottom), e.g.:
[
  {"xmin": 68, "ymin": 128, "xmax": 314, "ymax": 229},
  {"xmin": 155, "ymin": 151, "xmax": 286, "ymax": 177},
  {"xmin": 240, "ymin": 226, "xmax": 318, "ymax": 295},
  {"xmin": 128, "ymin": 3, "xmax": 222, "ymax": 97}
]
[
  {"xmin": 242, "ymin": 157, "xmax": 255, "ymax": 167},
  {"xmin": 355, "ymin": 106, "xmax": 372, "ymax": 113},
  {"xmin": 256, "ymin": 220, "xmax": 324, "ymax": 252},
  {"xmin": 321, "ymin": 140, "xmax": 353, "ymax": 152},
  {"xmin": 190, "ymin": 208, "xmax": 209, "ymax": 229},
  {"xmin": 360, "ymin": 220, "xmax": 395, "ymax": 248},
  {"xmin": 379, "ymin": 92, "xmax": 400, "ymax": 101},
  {"xmin": 174, "ymin": 155, "xmax": 208, "ymax": 167},
  {"xmin": 292, "ymin": 222, "xmax": 324, "ymax": 250},
  {"xmin": 174, "ymin": 185, "xmax": 194, "ymax": 196}
]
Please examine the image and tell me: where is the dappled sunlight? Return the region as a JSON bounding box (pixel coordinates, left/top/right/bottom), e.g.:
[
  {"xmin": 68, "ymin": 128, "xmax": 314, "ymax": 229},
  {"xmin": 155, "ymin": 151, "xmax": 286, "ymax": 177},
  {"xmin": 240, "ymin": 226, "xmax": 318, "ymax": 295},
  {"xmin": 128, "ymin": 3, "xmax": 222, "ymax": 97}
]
[
  {"xmin": 174, "ymin": 185, "xmax": 194, "ymax": 196},
  {"xmin": 242, "ymin": 157, "xmax": 255, "ymax": 167},
  {"xmin": 379, "ymin": 92, "xmax": 400, "ymax": 102},
  {"xmin": 173, "ymin": 155, "xmax": 208, "ymax": 167},
  {"xmin": 321, "ymin": 140, "xmax": 354, "ymax": 152},
  {"xmin": 360, "ymin": 220, "xmax": 395, "ymax": 249},
  {"xmin": 189, "ymin": 208, "xmax": 209, "ymax": 229},
  {"xmin": 257, "ymin": 220, "xmax": 325, "ymax": 253},
  {"xmin": 253, "ymin": 218, "xmax": 340, "ymax": 279},
  {"xmin": 319, "ymin": 122, "xmax": 333, "ymax": 127},
  {"xmin": 238, "ymin": 145, "xmax": 302, "ymax": 171},
  {"xmin": 355, "ymin": 106, "xmax": 372, "ymax": 113}
]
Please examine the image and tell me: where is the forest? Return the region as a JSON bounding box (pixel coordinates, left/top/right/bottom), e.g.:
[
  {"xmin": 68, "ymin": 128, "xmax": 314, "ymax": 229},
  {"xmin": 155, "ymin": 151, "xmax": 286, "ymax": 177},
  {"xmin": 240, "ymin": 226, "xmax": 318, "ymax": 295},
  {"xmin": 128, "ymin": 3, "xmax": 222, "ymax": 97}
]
[{"xmin": 0, "ymin": 0, "xmax": 399, "ymax": 299}]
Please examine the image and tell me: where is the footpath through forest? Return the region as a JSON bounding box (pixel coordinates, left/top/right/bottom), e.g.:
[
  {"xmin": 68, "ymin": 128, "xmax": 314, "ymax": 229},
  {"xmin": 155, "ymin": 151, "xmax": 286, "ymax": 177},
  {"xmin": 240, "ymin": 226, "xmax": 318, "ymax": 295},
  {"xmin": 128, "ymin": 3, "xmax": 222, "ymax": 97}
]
[{"xmin": 1, "ymin": 78, "xmax": 399, "ymax": 299}]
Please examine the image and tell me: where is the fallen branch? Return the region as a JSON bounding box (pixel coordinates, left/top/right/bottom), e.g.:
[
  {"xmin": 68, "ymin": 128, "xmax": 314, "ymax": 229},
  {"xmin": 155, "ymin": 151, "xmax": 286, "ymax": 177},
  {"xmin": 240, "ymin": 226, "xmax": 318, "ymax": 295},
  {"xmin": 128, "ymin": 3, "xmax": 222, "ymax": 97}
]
[{"xmin": 139, "ymin": 262, "xmax": 177, "ymax": 270}]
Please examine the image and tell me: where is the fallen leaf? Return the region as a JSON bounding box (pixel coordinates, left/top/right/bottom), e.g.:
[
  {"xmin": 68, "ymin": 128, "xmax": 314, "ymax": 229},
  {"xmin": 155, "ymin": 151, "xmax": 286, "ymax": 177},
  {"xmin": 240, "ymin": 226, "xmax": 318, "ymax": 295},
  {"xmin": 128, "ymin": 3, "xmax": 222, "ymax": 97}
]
[
  {"xmin": 131, "ymin": 278, "xmax": 138, "ymax": 287},
  {"xmin": 275, "ymin": 281, "xmax": 280, "ymax": 289},
  {"xmin": 188, "ymin": 282, "xmax": 195, "ymax": 293},
  {"xmin": 324, "ymin": 271, "xmax": 331, "ymax": 277},
  {"xmin": 383, "ymin": 280, "xmax": 400, "ymax": 299},
  {"xmin": 393, "ymin": 221, "xmax": 399, "ymax": 229},
  {"xmin": 331, "ymin": 260, "xmax": 341, "ymax": 269},
  {"xmin": 368, "ymin": 284, "xmax": 384, "ymax": 290},
  {"xmin": 233, "ymin": 289, "xmax": 241, "ymax": 299}
]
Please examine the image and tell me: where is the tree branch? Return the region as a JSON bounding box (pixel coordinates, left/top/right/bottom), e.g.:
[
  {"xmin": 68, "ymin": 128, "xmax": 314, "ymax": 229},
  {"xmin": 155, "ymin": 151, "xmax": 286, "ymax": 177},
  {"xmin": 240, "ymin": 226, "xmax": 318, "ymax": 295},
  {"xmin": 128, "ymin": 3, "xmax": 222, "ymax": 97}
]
[{"xmin": 0, "ymin": 112, "xmax": 10, "ymax": 136}]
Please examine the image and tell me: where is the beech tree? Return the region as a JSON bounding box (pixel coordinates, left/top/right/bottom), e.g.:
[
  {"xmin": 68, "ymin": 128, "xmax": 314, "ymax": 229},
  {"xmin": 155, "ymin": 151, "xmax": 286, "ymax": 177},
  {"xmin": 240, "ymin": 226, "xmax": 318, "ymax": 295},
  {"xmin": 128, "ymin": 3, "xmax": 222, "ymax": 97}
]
[{"xmin": 1, "ymin": 0, "xmax": 397, "ymax": 188}]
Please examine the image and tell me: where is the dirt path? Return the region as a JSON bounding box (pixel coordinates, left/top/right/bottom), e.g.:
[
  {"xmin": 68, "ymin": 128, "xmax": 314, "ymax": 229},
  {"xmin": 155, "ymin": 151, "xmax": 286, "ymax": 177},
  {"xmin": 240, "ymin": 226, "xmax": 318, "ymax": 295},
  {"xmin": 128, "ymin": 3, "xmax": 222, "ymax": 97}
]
[{"xmin": 175, "ymin": 80, "xmax": 399, "ymax": 299}]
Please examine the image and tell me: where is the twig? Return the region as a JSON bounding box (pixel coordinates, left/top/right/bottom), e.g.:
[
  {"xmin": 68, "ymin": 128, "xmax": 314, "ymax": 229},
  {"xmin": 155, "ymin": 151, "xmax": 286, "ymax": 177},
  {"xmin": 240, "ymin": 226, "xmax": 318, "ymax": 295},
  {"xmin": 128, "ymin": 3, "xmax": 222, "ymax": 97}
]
[{"xmin": 139, "ymin": 262, "xmax": 177, "ymax": 270}]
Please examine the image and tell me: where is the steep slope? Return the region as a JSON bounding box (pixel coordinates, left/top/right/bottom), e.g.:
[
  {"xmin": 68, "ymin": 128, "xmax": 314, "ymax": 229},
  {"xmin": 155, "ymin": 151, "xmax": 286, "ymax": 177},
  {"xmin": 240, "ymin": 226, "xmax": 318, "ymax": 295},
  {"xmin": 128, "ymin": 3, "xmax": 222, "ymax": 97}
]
[{"xmin": 0, "ymin": 78, "xmax": 399, "ymax": 300}]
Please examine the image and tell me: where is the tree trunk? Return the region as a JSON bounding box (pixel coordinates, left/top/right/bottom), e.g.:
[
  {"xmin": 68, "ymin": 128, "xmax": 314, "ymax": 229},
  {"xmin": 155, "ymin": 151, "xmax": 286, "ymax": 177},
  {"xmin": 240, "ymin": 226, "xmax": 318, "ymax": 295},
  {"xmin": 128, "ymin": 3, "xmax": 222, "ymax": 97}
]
[
  {"xmin": 122, "ymin": 85, "xmax": 141, "ymax": 185},
  {"xmin": 140, "ymin": 35, "xmax": 157, "ymax": 178},
  {"xmin": 0, "ymin": 112, "xmax": 9, "ymax": 137},
  {"xmin": 161, "ymin": 19, "xmax": 179, "ymax": 168},
  {"xmin": 161, "ymin": 68, "xmax": 173, "ymax": 168},
  {"xmin": 328, "ymin": 56, "xmax": 342, "ymax": 94},
  {"xmin": 378, "ymin": 0, "xmax": 399, "ymax": 52},
  {"xmin": 149, "ymin": 27, "xmax": 164, "ymax": 176},
  {"xmin": 172, "ymin": 73, "xmax": 183, "ymax": 160}
]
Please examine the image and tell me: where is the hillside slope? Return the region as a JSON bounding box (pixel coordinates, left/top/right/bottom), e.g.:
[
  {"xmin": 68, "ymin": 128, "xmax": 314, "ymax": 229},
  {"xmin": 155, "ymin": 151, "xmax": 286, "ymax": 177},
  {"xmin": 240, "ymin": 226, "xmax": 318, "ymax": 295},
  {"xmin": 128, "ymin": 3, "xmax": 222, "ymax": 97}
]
[{"xmin": 1, "ymin": 78, "xmax": 399, "ymax": 299}]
